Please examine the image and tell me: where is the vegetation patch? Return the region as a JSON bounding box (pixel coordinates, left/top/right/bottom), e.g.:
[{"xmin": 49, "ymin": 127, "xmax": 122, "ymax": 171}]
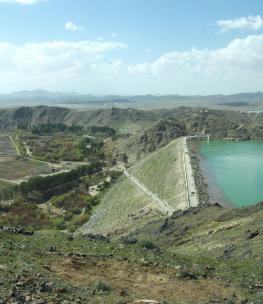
[
  {"xmin": 79, "ymin": 175, "xmax": 163, "ymax": 236},
  {"xmin": 89, "ymin": 281, "xmax": 112, "ymax": 295},
  {"xmin": 0, "ymin": 155, "xmax": 50, "ymax": 180},
  {"xmin": 130, "ymin": 139, "xmax": 187, "ymax": 209},
  {"xmin": 0, "ymin": 180, "xmax": 11, "ymax": 191},
  {"xmin": 0, "ymin": 230, "xmax": 252, "ymax": 303},
  {"xmin": 0, "ymin": 132, "xmax": 17, "ymax": 155}
]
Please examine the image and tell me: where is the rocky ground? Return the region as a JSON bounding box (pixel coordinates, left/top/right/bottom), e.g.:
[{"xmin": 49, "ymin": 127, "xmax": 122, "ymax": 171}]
[
  {"xmin": 1, "ymin": 200, "xmax": 263, "ymax": 303},
  {"xmin": 188, "ymin": 139, "xmax": 210, "ymax": 205}
]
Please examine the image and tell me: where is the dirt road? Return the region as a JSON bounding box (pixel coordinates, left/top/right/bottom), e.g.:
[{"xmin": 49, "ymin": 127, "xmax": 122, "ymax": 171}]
[
  {"xmin": 123, "ymin": 168, "xmax": 175, "ymax": 216},
  {"xmin": 9, "ymin": 135, "xmax": 20, "ymax": 156},
  {"xmin": 181, "ymin": 137, "xmax": 199, "ymax": 208}
]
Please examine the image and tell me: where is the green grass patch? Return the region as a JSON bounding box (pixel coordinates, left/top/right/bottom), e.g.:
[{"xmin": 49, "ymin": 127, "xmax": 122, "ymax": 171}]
[
  {"xmin": 0, "ymin": 180, "xmax": 11, "ymax": 191},
  {"xmin": 79, "ymin": 175, "xmax": 163, "ymax": 236},
  {"xmin": 130, "ymin": 139, "xmax": 187, "ymax": 209}
]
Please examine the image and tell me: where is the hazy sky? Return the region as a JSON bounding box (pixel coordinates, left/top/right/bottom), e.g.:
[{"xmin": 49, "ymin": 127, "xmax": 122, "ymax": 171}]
[{"xmin": 0, "ymin": 0, "xmax": 263, "ymax": 95}]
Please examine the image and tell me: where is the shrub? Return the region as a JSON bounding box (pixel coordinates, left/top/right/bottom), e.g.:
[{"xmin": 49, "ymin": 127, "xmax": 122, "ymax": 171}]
[
  {"xmin": 121, "ymin": 236, "xmax": 138, "ymax": 245},
  {"xmin": 56, "ymin": 220, "xmax": 66, "ymax": 230},
  {"xmin": 72, "ymin": 208, "xmax": 82, "ymax": 215},
  {"xmin": 139, "ymin": 240, "xmax": 159, "ymax": 250},
  {"xmin": 110, "ymin": 170, "xmax": 122, "ymax": 180},
  {"xmin": 66, "ymin": 234, "xmax": 74, "ymax": 241},
  {"xmin": 90, "ymin": 281, "xmax": 112, "ymax": 294},
  {"xmin": 87, "ymin": 197, "xmax": 100, "ymax": 207},
  {"xmin": 64, "ymin": 212, "xmax": 74, "ymax": 221},
  {"xmin": 73, "ymin": 214, "xmax": 89, "ymax": 226}
]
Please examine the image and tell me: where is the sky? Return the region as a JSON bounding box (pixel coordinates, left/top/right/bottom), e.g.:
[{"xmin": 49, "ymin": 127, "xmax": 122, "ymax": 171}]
[{"xmin": 0, "ymin": 0, "xmax": 263, "ymax": 95}]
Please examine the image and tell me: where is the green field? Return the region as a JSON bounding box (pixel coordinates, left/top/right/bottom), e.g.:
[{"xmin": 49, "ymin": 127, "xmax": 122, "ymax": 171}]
[
  {"xmin": 0, "ymin": 156, "xmax": 51, "ymax": 181},
  {"xmin": 130, "ymin": 138, "xmax": 187, "ymax": 210},
  {"xmin": 0, "ymin": 131, "xmax": 51, "ymax": 181},
  {"xmin": 0, "ymin": 132, "xmax": 17, "ymax": 155},
  {"xmin": 0, "ymin": 180, "xmax": 11, "ymax": 191},
  {"xmin": 78, "ymin": 175, "xmax": 163, "ymax": 236}
]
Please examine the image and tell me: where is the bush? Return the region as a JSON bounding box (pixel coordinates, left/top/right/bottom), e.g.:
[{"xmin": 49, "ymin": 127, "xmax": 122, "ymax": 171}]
[
  {"xmin": 73, "ymin": 214, "xmax": 89, "ymax": 226},
  {"xmin": 56, "ymin": 220, "xmax": 66, "ymax": 230},
  {"xmin": 66, "ymin": 233, "xmax": 74, "ymax": 241},
  {"xmin": 86, "ymin": 196, "xmax": 100, "ymax": 207},
  {"xmin": 139, "ymin": 240, "xmax": 159, "ymax": 250},
  {"xmin": 64, "ymin": 212, "xmax": 74, "ymax": 221},
  {"xmin": 0, "ymin": 201, "xmax": 52, "ymax": 230},
  {"xmin": 72, "ymin": 208, "xmax": 82, "ymax": 215},
  {"xmin": 90, "ymin": 281, "xmax": 112, "ymax": 294},
  {"xmin": 121, "ymin": 236, "xmax": 138, "ymax": 245},
  {"xmin": 110, "ymin": 170, "xmax": 122, "ymax": 181}
]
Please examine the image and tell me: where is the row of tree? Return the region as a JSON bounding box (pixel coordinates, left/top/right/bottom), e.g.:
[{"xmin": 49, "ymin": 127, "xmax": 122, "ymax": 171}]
[
  {"xmin": 30, "ymin": 123, "xmax": 116, "ymax": 137},
  {"xmin": 88, "ymin": 126, "xmax": 116, "ymax": 137},
  {"xmin": 32, "ymin": 123, "xmax": 84, "ymax": 135},
  {"xmin": 0, "ymin": 161, "xmax": 103, "ymax": 203}
]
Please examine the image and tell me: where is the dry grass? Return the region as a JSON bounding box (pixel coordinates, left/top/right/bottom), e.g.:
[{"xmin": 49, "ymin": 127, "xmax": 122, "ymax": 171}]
[
  {"xmin": 0, "ymin": 155, "xmax": 50, "ymax": 180},
  {"xmin": 0, "ymin": 132, "xmax": 17, "ymax": 155},
  {"xmin": 49, "ymin": 255, "xmax": 245, "ymax": 304}
]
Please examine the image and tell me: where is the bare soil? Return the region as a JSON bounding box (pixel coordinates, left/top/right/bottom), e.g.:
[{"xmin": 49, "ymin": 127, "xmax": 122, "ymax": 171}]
[{"xmin": 50, "ymin": 256, "xmax": 245, "ymax": 304}]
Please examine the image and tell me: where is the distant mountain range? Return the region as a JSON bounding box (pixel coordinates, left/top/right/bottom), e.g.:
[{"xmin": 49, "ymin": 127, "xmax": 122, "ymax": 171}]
[{"xmin": 1, "ymin": 90, "xmax": 263, "ymax": 108}]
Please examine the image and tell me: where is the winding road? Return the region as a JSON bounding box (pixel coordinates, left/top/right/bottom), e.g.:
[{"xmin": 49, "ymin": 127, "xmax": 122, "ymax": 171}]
[{"xmin": 9, "ymin": 135, "xmax": 21, "ymax": 156}]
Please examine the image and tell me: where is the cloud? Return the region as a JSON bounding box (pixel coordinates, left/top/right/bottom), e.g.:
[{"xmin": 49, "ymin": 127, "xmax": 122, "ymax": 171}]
[
  {"xmin": 217, "ymin": 15, "xmax": 263, "ymax": 32},
  {"xmin": 0, "ymin": 35, "xmax": 263, "ymax": 94},
  {"xmin": 65, "ymin": 21, "xmax": 83, "ymax": 31},
  {"xmin": 127, "ymin": 34, "xmax": 263, "ymax": 94},
  {"xmin": 0, "ymin": 0, "xmax": 43, "ymax": 4},
  {"xmin": 0, "ymin": 40, "xmax": 127, "ymax": 93}
]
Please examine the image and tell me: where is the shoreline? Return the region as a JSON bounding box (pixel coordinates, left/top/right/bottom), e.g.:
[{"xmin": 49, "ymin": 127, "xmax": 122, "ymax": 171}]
[
  {"xmin": 187, "ymin": 139, "xmax": 209, "ymax": 206},
  {"xmin": 188, "ymin": 140, "xmax": 236, "ymax": 208},
  {"xmin": 199, "ymin": 152, "xmax": 235, "ymax": 208},
  {"xmin": 188, "ymin": 139, "xmax": 234, "ymax": 209}
]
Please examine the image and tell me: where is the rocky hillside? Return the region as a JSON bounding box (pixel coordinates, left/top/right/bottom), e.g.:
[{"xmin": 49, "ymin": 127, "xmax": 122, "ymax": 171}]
[
  {"xmin": 1, "ymin": 202, "xmax": 262, "ymax": 303},
  {"xmin": 119, "ymin": 107, "xmax": 257, "ymax": 160},
  {"xmin": 125, "ymin": 119, "xmax": 186, "ymax": 158},
  {"xmin": 4, "ymin": 105, "xmax": 263, "ymax": 164},
  {"xmin": 0, "ymin": 105, "xmax": 253, "ymax": 131},
  {"xmin": 132, "ymin": 202, "xmax": 263, "ymax": 262},
  {"xmin": 2, "ymin": 105, "xmax": 263, "ymax": 154},
  {"xmin": 0, "ymin": 106, "xmax": 163, "ymax": 130}
]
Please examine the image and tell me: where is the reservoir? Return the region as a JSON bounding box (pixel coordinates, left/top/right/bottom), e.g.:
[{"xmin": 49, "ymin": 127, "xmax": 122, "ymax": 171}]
[{"xmin": 200, "ymin": 140, "xmax": 263, "ymax": 207}]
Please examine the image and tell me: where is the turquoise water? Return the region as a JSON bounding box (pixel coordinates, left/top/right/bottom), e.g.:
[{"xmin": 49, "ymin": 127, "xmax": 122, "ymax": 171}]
[{"xmin": 200, "ymin": 141, "xmax": 263, "ymax": 207}]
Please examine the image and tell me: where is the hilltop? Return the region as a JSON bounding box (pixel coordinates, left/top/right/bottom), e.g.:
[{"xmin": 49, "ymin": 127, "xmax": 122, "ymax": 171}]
[
  {"xmin": 0, "ymin": 106, "xmax": 162, "ymax": 131},
  {"xmin": 1, "ymin": 105, "xmax": 261, "ymax": 139}
]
